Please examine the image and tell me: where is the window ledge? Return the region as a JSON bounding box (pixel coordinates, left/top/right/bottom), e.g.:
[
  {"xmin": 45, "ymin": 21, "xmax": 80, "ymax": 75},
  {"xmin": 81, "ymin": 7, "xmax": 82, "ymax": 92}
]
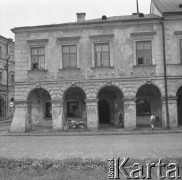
[
  {"xmin": 28, "ymin": 69, "xmax": 48, "ymax": 72},
  {"xmin": 166, "ymin": 63, "xmax": 182, "ymax": 66},
  {"xmin": 91, "ymin": 66, "xmax": 114, "ymax": 69},
  {"xmin": 59, "ymin": 68, "xmax": 80, "ymax": 71},
  {"xmin": 134, "ymin": 64, "xmax": 156, "ymax": 68}
]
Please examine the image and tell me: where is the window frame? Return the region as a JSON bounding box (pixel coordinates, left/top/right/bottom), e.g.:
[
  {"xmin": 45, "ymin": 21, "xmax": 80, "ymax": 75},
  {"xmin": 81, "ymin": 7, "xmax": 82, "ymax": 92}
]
[
  {"xmin": 11, "ymin": 74, "xmax": 15, "ymax": 86},
  {"xmin": 180, "ymin": 39, "xmax": 182, "ymax": 63},
  {"xmin": 27, "ymin": 39, "xmax": 48, "ymax": 71},
  {"xmin": 31, "ymin": 47, "xmax": 45, "ymax": 70},
  {"xmin": 130, "ymin": 31, "xmax": 156, "ymax": 66},
  {"xmin": 62, "ymin": 44, "xmax": 77, "ymax": 69},
  {"xmin": 89, "ymin": 34, "xmax": 114, "ymax": 68},
  {"xmin": 94, "ymin": 43, "xmax": 110, "ymax": 67},
  {"xmin": 57, "ymin": 36, "xmax": 81, "ymax": 70},
  {"xmin": 136, "ymin": 40, "xmax": 152, "ymax": 66}
]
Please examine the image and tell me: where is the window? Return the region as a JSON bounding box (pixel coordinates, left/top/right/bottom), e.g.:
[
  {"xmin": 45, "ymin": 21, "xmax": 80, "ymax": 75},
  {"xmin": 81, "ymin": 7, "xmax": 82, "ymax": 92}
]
[
  {"xmin": 31, "ymin": 47, "xmax": 45, "ymax": 70},
  {"xmin": 67, "ymin": 101, "xmax": 80, "ymax": 117},
  {"xmin": 62, "ymin": 45, "xmax": 77, "ymax": 68},
  {"xmin": 136, "ymin": 41, "xmax": 152, "ymax": 65},
  {"xmin": 0, "ymin": 46, "xmax": 2, "ymax": 58},
  {"xmin": 180, "ymin": 40, "xmax": 182, "ymax": 63},
  {"xmin": 0, "ymin": 72, "xmax": 2, "ymax": 84},
  {"xmin": 136, "ymin": 98, "xmax": 151, "ymax": 115},
  {"xmin": 89, "ymin": 34, "xmax": 114, "ymax": 68},
  {"xmin": 11, "ymin": 74, "xmax": 14, "ymax": 86},
  {"xmin": 94, "ymin": 43, "xmax": 110, "ymax": 67}
]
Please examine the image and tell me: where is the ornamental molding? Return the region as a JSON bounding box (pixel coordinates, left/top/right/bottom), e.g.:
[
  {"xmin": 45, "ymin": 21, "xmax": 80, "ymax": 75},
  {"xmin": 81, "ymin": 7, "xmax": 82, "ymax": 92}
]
[
  {"xmin": 27, "ymin": 39, "xmax": 48, "ymax": 46},
  {"xmin": 130, "ymin": 31, "xmax": 156, "ymax": 40},
  {"xmin": 174, "ymin": 31, "xmax": 182, "ymax": 36},
  {"xmin": 57, "ymin": 36, "xmax": 81, "ymax": 44},
  {"xmin": 89, "ymin": 34, "xmax": 114, "ymax": 42},
  {"xmin": 28, "ymin": 67, "xmax": 156, "ymax": 82}
]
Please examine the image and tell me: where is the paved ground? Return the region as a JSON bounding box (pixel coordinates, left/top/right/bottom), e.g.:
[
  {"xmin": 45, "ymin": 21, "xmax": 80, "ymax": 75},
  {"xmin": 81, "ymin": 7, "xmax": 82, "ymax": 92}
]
[
  {"xmin": 0, "ymin": 121, "xmax": 182, "ymax": 160},
  {"xmin": 0, "ymin": 133, "xmax": 182, "ymax": 160}
]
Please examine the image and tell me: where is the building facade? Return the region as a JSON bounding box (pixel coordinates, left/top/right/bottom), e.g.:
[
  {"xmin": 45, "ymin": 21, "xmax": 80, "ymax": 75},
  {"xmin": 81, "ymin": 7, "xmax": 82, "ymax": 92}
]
[
  {"xmin": 0, "ymin": 35, "xmax": 15, "ymax": 120},
  {"xmin": 10, "ymin": 0, "xmax": 182, "ymax": 132}
]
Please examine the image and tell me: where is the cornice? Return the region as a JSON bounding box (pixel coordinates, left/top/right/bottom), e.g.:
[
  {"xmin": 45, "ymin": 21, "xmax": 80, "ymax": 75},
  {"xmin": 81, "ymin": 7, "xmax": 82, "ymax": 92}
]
[
  {"xmin": 11, "ymin": 18, "xmax": 160, "ymax": 34},
  {"xmin": 57, "ymin": 36, "xmax": 81, "ymax": 44},
  {"xmin": 130, "ymin": 31, "xmax": 156, "ymax": 37}
]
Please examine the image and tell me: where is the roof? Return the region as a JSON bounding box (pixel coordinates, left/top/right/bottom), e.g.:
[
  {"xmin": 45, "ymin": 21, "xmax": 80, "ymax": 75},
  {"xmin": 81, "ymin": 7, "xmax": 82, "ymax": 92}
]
[
  {"xmin": 83, "ymin": 14, "xmax": 158, "ymax": 22},
  {"xmin": 12, "ymin": 14, "xmax": 159, "ymax": 33},
  {"xmin": 152, "ymin": 0, "xmax": 182, "ymax": 14},
  {"xmin": 0, "ymin": 35, "xmax": 14, "ymax": 44}
]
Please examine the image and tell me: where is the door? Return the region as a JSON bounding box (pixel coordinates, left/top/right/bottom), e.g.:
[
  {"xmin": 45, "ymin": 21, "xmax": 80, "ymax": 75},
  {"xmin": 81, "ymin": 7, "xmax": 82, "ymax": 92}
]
[
  {"xmin": 46, "ymin": 102, "xmax": 52, "ymax": 118},
  {"xmin": 178, "ymin": 95, "xmax": 182, "ymax": 126},
  {"xmin": 99, "ymin": 100, "xmax": 110, "ymax": 124}
]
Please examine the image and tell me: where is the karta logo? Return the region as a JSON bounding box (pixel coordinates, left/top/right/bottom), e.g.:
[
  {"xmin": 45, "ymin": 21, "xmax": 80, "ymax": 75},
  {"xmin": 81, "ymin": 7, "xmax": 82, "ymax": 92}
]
[{"xmin": 108, "ymin": 158, "xmax": 181, "ymax": 179}]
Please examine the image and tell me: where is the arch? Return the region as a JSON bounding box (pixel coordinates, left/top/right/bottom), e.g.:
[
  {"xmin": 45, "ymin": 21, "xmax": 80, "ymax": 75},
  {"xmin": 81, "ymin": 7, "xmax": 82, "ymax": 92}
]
[
  {"xmin": 63, "ymin": 86, "xmax": 86, "ymax": 118},
  {"xmin": 171, "ymin": 82, "xmax": 182, "ymax": 97},
  {"xmin": 26, "ymin": 85, "xmax": 52, "ymax": 100},
  {"xmin": 136, "ymin": 84, "xmax": 162, "ymax": 127},
  {"xmin": 63, "ymin": 86, "xmax": 86, "ymax": 101},
  {"xmin": 135, "ymin": 82, "xmax": 162, "ymax": 98},
  {"xmin": 27, "ymin": 88, "xmax": 52, "ymax": 127},
  {"xmin": 96, "ymin": 82, "xmax": 125, "ymax": 99},
  {"xmin": 97, "ymin": 85, "xmax": 124, "ymax": 127},
  {"xmin": 177, "ymin": 86, "xmax": 182, "ymax": 126}
]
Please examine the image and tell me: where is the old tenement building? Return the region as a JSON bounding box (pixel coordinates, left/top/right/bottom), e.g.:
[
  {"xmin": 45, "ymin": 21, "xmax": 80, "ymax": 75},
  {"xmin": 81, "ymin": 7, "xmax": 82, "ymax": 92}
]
[
  {"xmin": 10, "ymin": 0, "xmax": 182, "ymax": 132},
  {"xmin": 0, "ymin": 35, "xmax": 15, "ymax": 120}
]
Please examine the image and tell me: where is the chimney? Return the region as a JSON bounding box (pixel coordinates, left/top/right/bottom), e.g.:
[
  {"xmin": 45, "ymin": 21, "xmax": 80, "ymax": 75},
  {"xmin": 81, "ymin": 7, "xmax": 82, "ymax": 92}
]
[{"xmin": 76, "ymin": 13, "xmax": 86, "ymax": 22}]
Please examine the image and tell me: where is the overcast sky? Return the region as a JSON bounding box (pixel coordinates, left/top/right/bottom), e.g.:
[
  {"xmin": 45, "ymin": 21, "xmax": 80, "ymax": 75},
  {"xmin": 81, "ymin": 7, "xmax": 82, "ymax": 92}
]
[{"xmin": 0, "ymin": 0, "xmax": 151, "ymax": 40}]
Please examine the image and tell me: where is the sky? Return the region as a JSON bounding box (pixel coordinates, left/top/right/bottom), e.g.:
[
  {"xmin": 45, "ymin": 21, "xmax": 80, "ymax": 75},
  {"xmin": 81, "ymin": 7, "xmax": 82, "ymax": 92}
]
[{"xmin": 0, "ymin": 0, "xmax": 151, "ymax": 40}]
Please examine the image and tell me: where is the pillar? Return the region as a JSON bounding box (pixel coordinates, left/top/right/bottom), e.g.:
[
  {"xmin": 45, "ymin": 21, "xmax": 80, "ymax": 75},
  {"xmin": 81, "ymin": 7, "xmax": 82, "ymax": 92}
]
[
  {"xmin": 162, "ymin": 96, "xmax": 178, "ymax": 128},
  {"xmin": 162, "ymin": 97, "xmax": 167, "ymax": 128},
  {"xmin": 51, "ymin": 100, "xmax": 63, "ymax": 130},
  {"xmin": 168, "ymin": 96, "xmax": 178, "ymax": 128},
  {"xmin": 86, "ymin": 99, "xmax": 98, "ymax": 131},
  {"xmin": 123, "ymin": 97, "xmax": 136, "ymax": 129},
  {"xmin": 10, "ymin": 100, "xmax": 31, "ymax": 132}
]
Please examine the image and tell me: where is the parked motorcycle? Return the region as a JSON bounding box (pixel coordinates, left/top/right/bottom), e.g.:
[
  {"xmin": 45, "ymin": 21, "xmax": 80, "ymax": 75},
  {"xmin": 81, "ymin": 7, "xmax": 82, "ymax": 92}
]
[{"xmin": 63, "ymin": 118, "xmax": 87, "ymax": 131}]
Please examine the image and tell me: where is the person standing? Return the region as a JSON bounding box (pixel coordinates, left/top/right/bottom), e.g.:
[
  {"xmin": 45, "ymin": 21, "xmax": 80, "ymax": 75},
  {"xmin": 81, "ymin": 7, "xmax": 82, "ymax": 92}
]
[
  {"xmin": 150, "ymin": 114, "xmax": 156, "ymax": 130},
  {"xmin": 118, "ymin": 110, "xmax": 124, "ymax": 128}
]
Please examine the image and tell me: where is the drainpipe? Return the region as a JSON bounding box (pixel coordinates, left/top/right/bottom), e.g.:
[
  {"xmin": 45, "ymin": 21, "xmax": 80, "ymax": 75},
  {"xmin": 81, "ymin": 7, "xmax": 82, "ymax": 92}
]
[{"xmin": 160, "ymin": 17, "xmax": 170, "ymax": 129}]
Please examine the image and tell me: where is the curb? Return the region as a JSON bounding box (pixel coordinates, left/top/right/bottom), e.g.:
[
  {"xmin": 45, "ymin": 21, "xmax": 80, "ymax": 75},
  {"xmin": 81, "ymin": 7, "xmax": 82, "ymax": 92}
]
[{"xmin": 0, "ymin": 129, "xmax": 182, "ymax": 137}]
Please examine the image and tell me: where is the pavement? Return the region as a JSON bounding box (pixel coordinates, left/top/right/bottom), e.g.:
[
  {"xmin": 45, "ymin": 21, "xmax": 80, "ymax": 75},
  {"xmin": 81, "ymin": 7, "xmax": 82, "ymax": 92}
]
[
  {"xmin": 0, "ymin": 132, "xmax": 182, "ymax": 160},
  {"xmin": 0, "ymin": 120, "xmax": 182, "ymax": 136},
  {"xmin": 0, "ymin": 120, "xmax": 182, "ymax": 160}
]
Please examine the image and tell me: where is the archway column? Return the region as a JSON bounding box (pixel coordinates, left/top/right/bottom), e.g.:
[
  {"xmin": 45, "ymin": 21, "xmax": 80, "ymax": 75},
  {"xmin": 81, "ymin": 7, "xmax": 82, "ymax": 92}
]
[
  {"xmin": 162, "ymin": 96, "xmax": 177, "ymax": 128},
  {"xmin": 51, "ymin": 100, "xmax": 63, "ymax": 130},
  {"xmin": 10, "ymin": 100, "xmax": 32, "ymax": 132},
  {"xmin": 123, "ymin": 97, "xmax": 136, "ymax": 129},
  {"xmin": 86, "ymin": 99, "xmax": 98, "ymax": 131}
]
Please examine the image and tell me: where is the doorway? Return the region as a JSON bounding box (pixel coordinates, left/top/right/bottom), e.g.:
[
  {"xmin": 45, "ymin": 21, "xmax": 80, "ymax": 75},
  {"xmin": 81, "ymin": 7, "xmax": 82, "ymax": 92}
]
[
  {"xmin": 98, "ymin": 100, "xmax": 110, "ymax": 124},
  {"xmin": 177, "ymin": 92, "xmax": 182, "ymax": 126},
  {"xmin": 46, "ymin": 102, "xmax": 52, "ymax": 118}
]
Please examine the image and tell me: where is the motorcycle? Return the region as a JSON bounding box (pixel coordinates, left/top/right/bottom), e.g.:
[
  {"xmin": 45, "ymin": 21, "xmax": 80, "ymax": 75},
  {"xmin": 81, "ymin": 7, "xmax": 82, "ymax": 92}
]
[{"xmin": 63, "ymin": 118, "xmax": 87, "ymax": 131}]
